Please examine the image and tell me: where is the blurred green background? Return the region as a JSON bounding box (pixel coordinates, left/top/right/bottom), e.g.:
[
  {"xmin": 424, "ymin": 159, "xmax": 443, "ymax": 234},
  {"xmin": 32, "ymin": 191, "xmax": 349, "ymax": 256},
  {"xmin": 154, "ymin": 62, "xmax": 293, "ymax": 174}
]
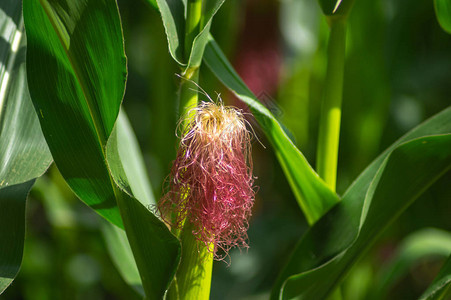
[{"xmin": 3, "ymin": 0, "xmax": 451, "ymax": 299}]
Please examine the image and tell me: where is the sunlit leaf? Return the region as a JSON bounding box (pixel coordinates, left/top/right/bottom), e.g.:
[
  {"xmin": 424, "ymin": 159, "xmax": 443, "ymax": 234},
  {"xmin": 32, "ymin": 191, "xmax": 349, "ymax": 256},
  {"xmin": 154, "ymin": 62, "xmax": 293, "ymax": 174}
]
[
  {"xmin": 114, "ymin": 111, "xmax": 155, "ymax": 207},
  {"xmin": 272, "ymin": 107, "xmax": 451, "ymax": 299},
  {"xmin": 203, "ymin": 35, "xmax": 339, "ymax": 225},
  {"xmin": 23, "ymin": 0, "xmax": 180, "ymax": 298},
  {"xmin": 0, "ymin": 0, "xmax": 52, "ymax": 293},
  {"xmin": 156, "ymin": 0, "xmax": 225, "ymax": 69},
  {"xmin": 24, "ymin": 0, "xmax": 126, "ymax": 226}
]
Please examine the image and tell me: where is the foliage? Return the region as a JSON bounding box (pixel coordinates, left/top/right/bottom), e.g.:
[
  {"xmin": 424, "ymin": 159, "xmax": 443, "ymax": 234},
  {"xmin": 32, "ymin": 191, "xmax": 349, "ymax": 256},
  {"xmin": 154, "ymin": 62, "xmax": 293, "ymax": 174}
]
[{"xmin": 0, "ymin": 0, "xmax": 450, "ymax": 299}]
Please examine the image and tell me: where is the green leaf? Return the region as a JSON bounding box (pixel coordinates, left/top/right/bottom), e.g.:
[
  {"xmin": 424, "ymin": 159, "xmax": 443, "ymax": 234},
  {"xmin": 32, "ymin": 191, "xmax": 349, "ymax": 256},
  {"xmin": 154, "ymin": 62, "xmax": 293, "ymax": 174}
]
[
  {"xmin": 23, "ymin": 0, "xmax": 126, "ymax": 227},
  {"xmin": 373, "ymin": 228, "xmax": 451, "ymax": 300},
  {"xmin": 101, "ymin": 221, "xmax": 145, "ymax": 297},
  {"xmin": 155, "ymin": 0, "xmax": 185, "ymax": 65},
  {"xmin": 106, "ymin": 112, "xmax": 181, "ymax": 299},
  {"xmin": 142, "ymin": 0, "xmax": 158, "ymax": 10},
  {"xmin": 0, "ymin": 0, "xmax": 52, "ymax": 293},
  {"xmin": 114, "ymin": 111, "xmax": 155, "ymax": 207},
  {"xmin": 156, "ymin": 0, "xmax": 225, "ymax": 69},
  {"xmin": 419, "ymin": 254, "xmax": 451, "ymax": 300},
  {"xmin": 272, "ymin": 107, "xmax": 451, "ymax": 299},
  {"xmin": 104, "ymin": 113, "xmax": 181, "ymax": 299},
  {"xmin": 0, "ymin": 181, "xmax": 34, "ymax": 294},
  {"xmin": 203, "ymin": 35, "xmax": 339, "ymax": 225},
  {"xmin": 23, "ymin": 1, "xmax": 181, "ymax": 298},
  {"xmin": 100, "ymin": 111, "xmax": 154, "ymax": 297},
  {"xmin": 106, "ymin": 119, "xmax": 181, "ymax": 299},
  {"xmin": 434, "ymin": 0, "xmax": 451, "ymax": 34}
]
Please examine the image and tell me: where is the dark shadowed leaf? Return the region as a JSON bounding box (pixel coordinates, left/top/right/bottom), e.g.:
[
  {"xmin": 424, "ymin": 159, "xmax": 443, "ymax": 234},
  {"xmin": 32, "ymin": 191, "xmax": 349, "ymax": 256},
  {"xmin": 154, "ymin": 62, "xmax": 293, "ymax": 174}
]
[
  {"xmin": 203, "ymin": 35, "xmax": 339, "ymax": 225},
  {"xmin": 419, "ymin": 254, "xmax": 451, "ymax": 300},
  {"xmin": 371, "ymin": 228, "xmax": 451, "ymax": 300},
  {"xmin": 0, "ymin": 181, "xmax": 34, "ymax": 294},
  {"xmin": 0, "ymin": 0, "xmax": 52, "ymax": 293},
  {"xmin": 272, "ymin": 107, "xmax": 451, "ymax": 299}
]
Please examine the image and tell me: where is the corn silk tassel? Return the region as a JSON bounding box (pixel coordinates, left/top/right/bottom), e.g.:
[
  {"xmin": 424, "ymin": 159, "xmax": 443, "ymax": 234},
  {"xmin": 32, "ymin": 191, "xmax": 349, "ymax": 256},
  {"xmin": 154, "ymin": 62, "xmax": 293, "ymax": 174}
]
[{"xmin": 159, "ymin": 101, "xmax": 256, "ymax": 260}]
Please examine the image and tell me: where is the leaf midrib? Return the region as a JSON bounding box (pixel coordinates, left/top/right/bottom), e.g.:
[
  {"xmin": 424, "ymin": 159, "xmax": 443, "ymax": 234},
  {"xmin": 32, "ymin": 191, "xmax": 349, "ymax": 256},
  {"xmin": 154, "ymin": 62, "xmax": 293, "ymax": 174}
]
[
  {"xmin": 37, "ymin": 0, "xmax": 124, "ymax": 220},
  {"xmin": 38, "ymin": 0, "xmax": 108, "ymax": 149}
]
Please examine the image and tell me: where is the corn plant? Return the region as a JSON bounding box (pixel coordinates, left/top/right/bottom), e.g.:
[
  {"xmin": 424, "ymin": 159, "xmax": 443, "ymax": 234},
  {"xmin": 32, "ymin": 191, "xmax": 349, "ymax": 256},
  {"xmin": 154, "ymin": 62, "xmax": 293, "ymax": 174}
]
[{"xmin": 1, "ymin": 0, "xmax": 450, "ymax": 299}]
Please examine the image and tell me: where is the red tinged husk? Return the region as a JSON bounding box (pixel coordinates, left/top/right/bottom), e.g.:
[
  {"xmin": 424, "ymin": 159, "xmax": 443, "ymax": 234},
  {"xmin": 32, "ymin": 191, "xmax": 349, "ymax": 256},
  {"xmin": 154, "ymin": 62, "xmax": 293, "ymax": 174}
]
[{"xmin": 159, "ymin": 101, "xmax": 256, "ymax": 260}]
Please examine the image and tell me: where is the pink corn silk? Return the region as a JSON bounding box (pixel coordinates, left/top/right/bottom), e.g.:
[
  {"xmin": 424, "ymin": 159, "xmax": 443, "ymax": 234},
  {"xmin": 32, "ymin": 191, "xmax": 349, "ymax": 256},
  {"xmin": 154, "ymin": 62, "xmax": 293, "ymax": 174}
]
[{"xmin": 159, "ymin": 102, "xmax": 255, "ymax": 259}]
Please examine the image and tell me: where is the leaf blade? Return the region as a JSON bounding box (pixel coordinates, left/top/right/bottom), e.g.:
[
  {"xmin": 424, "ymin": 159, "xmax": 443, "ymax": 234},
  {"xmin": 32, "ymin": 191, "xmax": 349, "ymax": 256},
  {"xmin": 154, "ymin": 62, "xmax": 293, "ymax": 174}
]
[
  {"xmin": 372, "ymin": 228, "xmax": 451, "ymax": 300},
  {"xmin": 23, "ymin": 1, "xmax": 181, "ymax": 298},
  {"xmin": 156, "ymin": 0, "xmax": 225, "ymax": 69},
  {"xmin": 0, "ymin": 0, "xmax": 52, "ymax": 292},
  {"xmin": 0, "ymin": 181, "xmax": 34, "ymax": 294},
  {"xmin": 23, "ymin": 0, "xmax": 126, "ymax": 227},
  {"xmin": 203, "ymin": 35, "xmax": 339, "ymax": 224},
  {"xmin": 271, "ymin": 107, "xmax": 451, "ymax": 299},
  {"xmin": 101, "ymin": 221, "xmax": 144, "ymax": 296},
  {"xmin": 106, "ymin": 112, "xmax": 182, "ymax": 299}
]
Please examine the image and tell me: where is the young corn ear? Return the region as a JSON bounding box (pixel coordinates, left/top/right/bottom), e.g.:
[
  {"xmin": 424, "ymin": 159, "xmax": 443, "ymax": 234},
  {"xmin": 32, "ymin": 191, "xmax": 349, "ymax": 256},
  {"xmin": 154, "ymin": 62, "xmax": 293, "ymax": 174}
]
[{"xmin": 159, "ymin": 101, "xmax": 256, "ymax": 259}]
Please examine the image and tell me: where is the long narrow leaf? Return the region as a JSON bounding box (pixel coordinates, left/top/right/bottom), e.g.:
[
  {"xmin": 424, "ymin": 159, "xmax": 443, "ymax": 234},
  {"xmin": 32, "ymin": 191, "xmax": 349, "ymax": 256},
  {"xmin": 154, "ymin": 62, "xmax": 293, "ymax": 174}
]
[
  {"xmin": 115, "ymin": 111, "xmax": 155, "ymax": 207},
  {"xmin": 101, "ymin": 111, "xmax": 176, "ymax": 297},
  {"xmin": 24, "ymin": 0, "xmax": 126, "ymax": 227},
  {"xmin": 0, "ymin": 181, "xmax": 34, "ymax": 294},
  {"xmin": 0, "ymin": 0, "xmax": 52, "ymax": 293},
  {"xmin": 101, "ymin": 221, "xmax": 144, "ymax": 296},
  {"xmin": 156, "ymin": 0, "xmax": 225, "ymax": 69},
  {"xmin": 23, "ymin": 1, "xmax": 181, "ymax": 298},
  {"xmin": 105, "ymin": 114, "xmax": 181, "ymax": 298},
  {"xmin": 371, "ymin": 228, "xmax": 451, "ymax": 300},
  {"xmin": 272, "ymin": 107, "xmax": 451, "ymax": 299},
  {"xmin": 100, "ymin": 111, "xmax": 152, "ymax": 297},
  {"xmin": 203, "ymin": 35, "xmax": 339, "ymax": 224}
]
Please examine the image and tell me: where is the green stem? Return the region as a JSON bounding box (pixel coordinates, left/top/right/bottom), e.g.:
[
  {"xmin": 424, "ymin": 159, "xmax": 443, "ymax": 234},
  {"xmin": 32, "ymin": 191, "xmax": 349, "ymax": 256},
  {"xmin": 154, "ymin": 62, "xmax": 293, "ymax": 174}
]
[
  {"xmin": 316, "ymin": 17, "xmax": 347, "ymax": 192},
  {"xmin": 174, "ymin": 65, "xmax": 214, "ymax": 300},
  {"xmin": 185, "ymin": 0, "xmax": 203, "ymax": 61},
  {"xmin": 171, "ymin": 2, "xmax": 214, "ymax": 298},
  {"xmin": 180, "ymin": 0, "xmax": 202, "ymax": 114},
  {"xmin": 179, "ymin": 68, "xmax": 199, "ymax": 121},
  {"xmin": 176, "ymin": 222, "xmax": 214, "ymax": 299},
  {"xmin": 316, "ymin": 16, "xmax": 347, "ymax": 300}
]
